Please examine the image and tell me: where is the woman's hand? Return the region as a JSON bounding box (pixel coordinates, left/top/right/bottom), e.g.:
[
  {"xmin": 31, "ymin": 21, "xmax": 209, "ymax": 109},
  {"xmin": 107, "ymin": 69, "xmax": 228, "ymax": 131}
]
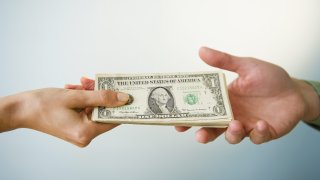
[{"xmin": 0, "ymin": 88, "xmax": 129, "ymax": 147}]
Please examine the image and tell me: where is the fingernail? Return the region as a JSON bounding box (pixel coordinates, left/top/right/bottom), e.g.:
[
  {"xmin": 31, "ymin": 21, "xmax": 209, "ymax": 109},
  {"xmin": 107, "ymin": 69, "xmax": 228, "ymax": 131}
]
[
  {"xmin": 126, "ymin": 94, "xmax": 134, "ymax": 105},
  {"xmin": 117, "ymin": 92, "xmax": 129, "ymax": 102}
]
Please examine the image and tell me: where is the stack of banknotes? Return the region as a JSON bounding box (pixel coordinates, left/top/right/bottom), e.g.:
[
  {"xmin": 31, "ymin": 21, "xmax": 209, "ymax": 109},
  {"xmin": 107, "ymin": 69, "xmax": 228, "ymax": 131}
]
[{"xmin": 92, "ymin": 72, "xmax": 233, "ymax": 127}]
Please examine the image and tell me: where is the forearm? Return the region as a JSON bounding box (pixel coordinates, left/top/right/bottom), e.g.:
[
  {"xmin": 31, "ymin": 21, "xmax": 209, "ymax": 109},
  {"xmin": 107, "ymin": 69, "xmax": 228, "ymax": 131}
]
[{"xmin": 0, "ymin": 94, "xmax": 24, "ymax": 132}]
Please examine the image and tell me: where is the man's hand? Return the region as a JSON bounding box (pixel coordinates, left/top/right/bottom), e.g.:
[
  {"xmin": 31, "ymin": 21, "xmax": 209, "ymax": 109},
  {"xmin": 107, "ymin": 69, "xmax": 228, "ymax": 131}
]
[
  {"xmin": 176, "ymin": 47, "xmax": 320, "ymax": 144},
  {"xmin": 0, "ymin": 88, "xmax": 129, "ymax": 147}
]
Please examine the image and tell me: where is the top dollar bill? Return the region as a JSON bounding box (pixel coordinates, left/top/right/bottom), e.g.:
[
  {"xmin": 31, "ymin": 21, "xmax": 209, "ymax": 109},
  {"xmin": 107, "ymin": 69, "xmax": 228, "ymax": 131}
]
[{"xmin": 92, "ymin": 72, "xmax": 233, "ymax": 127}]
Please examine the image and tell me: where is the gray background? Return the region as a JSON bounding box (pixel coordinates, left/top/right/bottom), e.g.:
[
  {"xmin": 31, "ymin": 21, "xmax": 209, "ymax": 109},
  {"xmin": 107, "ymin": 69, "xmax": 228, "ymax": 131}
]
[{"xmin": 1, "ymin": 0, "xmax": 320, "ymax": 180}]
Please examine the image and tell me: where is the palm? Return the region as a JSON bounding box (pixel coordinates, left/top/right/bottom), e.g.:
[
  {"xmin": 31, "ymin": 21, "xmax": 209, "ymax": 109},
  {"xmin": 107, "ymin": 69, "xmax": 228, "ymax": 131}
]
[{"xmin": 227, "ymin": 58, "xmax": 305, "ymax": 138}]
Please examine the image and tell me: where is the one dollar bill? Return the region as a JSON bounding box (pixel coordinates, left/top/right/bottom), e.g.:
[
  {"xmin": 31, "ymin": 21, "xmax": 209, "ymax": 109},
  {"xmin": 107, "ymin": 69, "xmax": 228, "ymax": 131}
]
[{"xmin": 92, "ymin": 72, "xmax": 233, "ymax": 127}]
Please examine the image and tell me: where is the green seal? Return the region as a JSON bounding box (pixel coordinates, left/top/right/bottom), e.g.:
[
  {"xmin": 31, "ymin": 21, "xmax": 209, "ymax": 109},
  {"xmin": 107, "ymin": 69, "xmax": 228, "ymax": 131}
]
[{"xmin": 184, "ymin": 94, "xmax": 198, "ymax": 105}]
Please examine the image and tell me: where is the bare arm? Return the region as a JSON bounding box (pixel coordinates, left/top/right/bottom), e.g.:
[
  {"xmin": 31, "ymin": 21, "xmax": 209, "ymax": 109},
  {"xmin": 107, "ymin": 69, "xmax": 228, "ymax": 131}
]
[{"xmin": 0, "ymin": 88, "xmax": 129, "ymax": 147}]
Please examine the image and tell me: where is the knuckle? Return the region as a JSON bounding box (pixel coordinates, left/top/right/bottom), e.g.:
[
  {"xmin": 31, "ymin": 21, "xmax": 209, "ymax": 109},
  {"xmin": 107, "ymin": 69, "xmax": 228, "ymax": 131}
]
[
  {"xmin": 218, "ymin": 52, "xmax": 232, "ymax": 66},
  {"xmin": 99, "ymin": 90, "xmax": 117, "ymax": 106},
  {"xmin": 214, "ymin": 54, "xmax": 227, "ymax": 67},
  {"xmin": 76, "ymin": 137, "xmax": 91, "ymax": 148},
  {"xmin": 71, "ymin": 128, "xmax": 92, "ymax": 148}
]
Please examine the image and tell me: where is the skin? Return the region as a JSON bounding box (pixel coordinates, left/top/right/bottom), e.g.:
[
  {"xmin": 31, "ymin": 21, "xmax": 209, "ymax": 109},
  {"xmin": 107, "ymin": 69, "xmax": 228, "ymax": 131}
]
[
  {"xmin": 0, "ymin": 88, "xmax": 129, "ymax": 147},
  {"xmin": 73, "ymin": 47, "xmax": 320, "ymax": 145},
  {"xmin": 177, "ymin": 47, "xmax": 320, "ymax": 144}
]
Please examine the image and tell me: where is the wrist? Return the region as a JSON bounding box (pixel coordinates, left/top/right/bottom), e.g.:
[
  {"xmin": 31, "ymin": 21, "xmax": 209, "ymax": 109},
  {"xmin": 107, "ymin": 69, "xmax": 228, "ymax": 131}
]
[
  {"xmin": 294, "ymin": 79, "xmax": 320, "ymax": 122},
  {"xmin": 0, "ymin": 93, "xmax": 25, "ymax": 132}
]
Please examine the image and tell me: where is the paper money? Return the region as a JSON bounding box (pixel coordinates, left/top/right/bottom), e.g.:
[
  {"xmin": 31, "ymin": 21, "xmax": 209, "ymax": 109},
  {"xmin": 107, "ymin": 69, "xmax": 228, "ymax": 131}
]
[{"xmin": 92, "ymin": 72, "xmax": 233, "ymax": 127}]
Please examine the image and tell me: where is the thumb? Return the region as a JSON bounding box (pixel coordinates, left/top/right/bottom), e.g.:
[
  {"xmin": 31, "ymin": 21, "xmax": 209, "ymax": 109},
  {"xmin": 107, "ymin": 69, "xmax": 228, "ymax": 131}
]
[
  {"xmin": 65, "ymin": 90, "xmax": 130, "ymax": 108},
  {"xmin": 199, "ymin": 47, "xmax": 243, "ymax": 74}
]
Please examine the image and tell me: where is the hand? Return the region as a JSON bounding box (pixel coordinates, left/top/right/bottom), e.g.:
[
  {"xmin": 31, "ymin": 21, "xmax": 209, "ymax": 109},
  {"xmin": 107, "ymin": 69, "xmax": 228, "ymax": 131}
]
[
  {"xmin": 0, "ymin": 88, "xmax": 129, "ymax": 147},
  {"xmin": 176, "ymin": 47, "xmax": 320, "ymax": 144}
]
